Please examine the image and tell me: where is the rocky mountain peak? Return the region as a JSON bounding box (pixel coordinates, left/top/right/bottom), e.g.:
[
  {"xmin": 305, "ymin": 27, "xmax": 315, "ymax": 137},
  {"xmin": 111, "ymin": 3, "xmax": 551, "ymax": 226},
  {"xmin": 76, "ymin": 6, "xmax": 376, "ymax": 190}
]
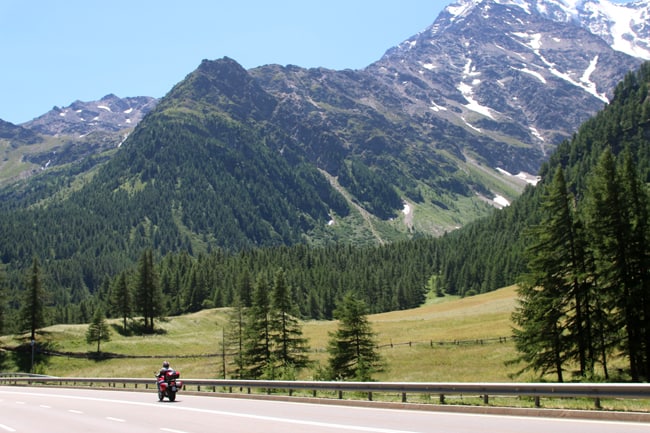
[
  {"xmin": 370, "ymin": 0, "xmax": 642, "ymax": 165},
  {"xmin": 21, "ymin": 94, "xmax": 158, "ymax": 136}
]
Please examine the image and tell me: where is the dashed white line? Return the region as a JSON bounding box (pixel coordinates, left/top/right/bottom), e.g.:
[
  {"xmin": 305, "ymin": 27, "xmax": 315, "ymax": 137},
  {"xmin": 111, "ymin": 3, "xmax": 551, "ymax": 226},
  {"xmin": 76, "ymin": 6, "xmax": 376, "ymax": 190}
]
[
  {"xmin": 68, "ymin": 409, "xmax": 83, "ymax": 414},
  {"xmin": 161, "ymin": 429, "xmax": 189, "ymax": 433},
  {"xmin": 107, "ymin": 417, "xmax": 126, "ymax": 423},
  {"xmin": 0, "ymin": 424, "xmax": 16, "ymax": 432},
  {"xmin": 39, "ymin": 404, "xmax": 51, "ymax": 408}
]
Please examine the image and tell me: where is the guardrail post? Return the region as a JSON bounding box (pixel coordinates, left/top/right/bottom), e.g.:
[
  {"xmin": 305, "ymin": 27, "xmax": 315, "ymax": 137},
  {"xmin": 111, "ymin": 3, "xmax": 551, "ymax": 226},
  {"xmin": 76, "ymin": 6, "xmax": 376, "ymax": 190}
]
[
  {"xmin": 594, "ymin": 397, "xmax": 601, "ymax": 410},
  {"xmin": 534, "ymin": 396, "xmax": 541, "ymax": 408},
  {"xmin": 368, "ymin": 392, "xmax": 373, "ymax": 401},
  {"xmin": 483, "ymin": 394, "xmax": 489, "ymax": 404},
  {"xmin": 402, "ymin": 392, "xmax": 407, "ymax": 403},
  {"xmin": 439, "ymin": 394, "xmax": 445, "ymax": 404},
  {"xmin": 338, "ymin": 390, "xmax": 343, "ymax": 399}
]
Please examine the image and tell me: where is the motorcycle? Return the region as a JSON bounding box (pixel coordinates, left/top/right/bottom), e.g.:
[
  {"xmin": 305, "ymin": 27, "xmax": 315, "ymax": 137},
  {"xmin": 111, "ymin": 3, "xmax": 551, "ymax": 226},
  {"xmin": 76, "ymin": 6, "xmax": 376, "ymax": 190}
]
[{"xmin": 156, "ymin": 369, "xmax": 183, "ymax": 402}]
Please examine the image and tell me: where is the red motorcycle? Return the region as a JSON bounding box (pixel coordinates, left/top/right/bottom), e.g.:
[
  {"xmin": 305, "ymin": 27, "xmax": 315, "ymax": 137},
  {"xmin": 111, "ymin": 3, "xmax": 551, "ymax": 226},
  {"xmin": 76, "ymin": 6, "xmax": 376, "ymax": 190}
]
[{"xmin": 156, "ymin": 369, "xmax": 183, "ymax": 402}]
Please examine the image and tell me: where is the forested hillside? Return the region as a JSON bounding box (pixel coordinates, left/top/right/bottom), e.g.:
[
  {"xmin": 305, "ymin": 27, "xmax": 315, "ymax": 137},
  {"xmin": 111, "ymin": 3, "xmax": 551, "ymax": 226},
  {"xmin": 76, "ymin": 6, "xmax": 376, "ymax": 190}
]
[
  {"xmin": 2, "ymin": 61, "xmax": 650, "ymax": 334},
  {"xmin": 431, "ymin": 62, "xmax": 650, "ymax": 299}
]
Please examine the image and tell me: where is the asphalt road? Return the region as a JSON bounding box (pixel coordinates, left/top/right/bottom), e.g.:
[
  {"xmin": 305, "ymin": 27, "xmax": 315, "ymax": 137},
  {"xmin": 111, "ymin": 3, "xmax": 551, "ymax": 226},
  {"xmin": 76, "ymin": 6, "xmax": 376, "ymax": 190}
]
[{"xmin": 0, "ymin": 386, "xmax": 648, "ymax": 433}]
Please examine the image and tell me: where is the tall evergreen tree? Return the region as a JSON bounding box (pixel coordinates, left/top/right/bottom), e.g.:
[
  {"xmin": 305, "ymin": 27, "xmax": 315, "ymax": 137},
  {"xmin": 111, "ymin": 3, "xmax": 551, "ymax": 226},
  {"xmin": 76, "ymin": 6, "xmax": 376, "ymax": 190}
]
[
  {"xmin": 225, "ymin": 295, "xmax": 247, "ymax": 379},
  {"xmin": 111, "ymin": 271, "xmax": 132, "ymax": 333},
  {"xmin": 512, "ymin": 167, "xmax": 601, "ymax": 380},
  {"xmin": 618, "ymin": 149, "xmax": 650, "ymax": 379},
  {"xmin": 584, "ymin": 148, "xmax": 644, "ymax": 380},
  {"xmin": 269, "ymin": 268, "xmax": 311, "ymax": 376},
  {"xmin": 134, "ymin": 249, "xmax": 163, "ymax": 333},
  {"xmin": 327, "ymin": 292, "xmax": 382, "ymax": 381},
  {"xmin": 243, "ymin": 273, "xmax": 272, "ymax": 379},
  {"xmin": 20, "ymin": 257, "xmax": 47, "ymax": 341}
]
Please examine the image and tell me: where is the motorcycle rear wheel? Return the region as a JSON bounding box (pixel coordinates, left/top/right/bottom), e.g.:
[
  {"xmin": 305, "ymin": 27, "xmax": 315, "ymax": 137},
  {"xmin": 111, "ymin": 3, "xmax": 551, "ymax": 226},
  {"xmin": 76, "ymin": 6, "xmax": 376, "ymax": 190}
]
[
  {"xmin": 168, "ymin": 391, "xmax": 176, "ymax": 402},
  {"xmin": 158, "ymin": 391, "xmax": 164, "ymax": 401}
]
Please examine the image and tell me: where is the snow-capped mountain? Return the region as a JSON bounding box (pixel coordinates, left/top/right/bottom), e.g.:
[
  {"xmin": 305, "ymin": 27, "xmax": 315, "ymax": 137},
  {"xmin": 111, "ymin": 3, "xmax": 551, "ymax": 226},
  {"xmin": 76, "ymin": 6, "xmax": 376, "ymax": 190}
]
[
  {"xmin": 441, "ymin": 0, "xmax": 650, "ymax": 59},
  {"xmin": 368, "ymin": 0, "xmax": 644, "ymax": 163}
]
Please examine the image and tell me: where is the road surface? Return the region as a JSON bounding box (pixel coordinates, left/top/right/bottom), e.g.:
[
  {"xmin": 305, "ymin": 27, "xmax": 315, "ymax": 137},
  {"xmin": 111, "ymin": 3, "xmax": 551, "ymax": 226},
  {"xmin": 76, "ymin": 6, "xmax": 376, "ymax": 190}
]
[{"xmin": 0, "ymin": 386, "xmax": 648, "ymax": 432}]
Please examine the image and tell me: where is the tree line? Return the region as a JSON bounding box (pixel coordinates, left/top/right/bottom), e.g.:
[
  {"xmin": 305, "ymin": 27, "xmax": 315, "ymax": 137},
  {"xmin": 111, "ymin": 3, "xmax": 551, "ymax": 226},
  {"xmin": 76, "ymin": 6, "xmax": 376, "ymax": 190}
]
[{"xmin": 13, "ymin": 255, "xmax": 383, "ymax": 381}]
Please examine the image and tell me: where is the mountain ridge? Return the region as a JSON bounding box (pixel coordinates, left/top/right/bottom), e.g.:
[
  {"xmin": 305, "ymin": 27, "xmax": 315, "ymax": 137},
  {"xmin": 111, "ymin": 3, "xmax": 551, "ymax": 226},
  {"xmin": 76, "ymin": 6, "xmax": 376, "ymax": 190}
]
[{"xmin": 0, "ymin": 0, "xmax": 649, "ymax": 307}]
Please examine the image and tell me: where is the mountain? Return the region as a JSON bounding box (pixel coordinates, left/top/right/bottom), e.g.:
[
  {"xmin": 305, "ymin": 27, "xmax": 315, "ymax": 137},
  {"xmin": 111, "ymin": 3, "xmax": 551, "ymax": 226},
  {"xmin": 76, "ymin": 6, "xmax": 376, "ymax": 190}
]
[
  {"xmin": 368, "ymin": 0, "xmax": 643, "ymax": 161},
  {"xmin": 0, "ymin": 0, "xmax": 649, "ymax": 312},
  {"xmin": 22, "ymin": 94, "xmax": 158, "ymax": 136},
  {"xmin": 0, "ymin": 95, "xmax": 158, "ymax": 186}
]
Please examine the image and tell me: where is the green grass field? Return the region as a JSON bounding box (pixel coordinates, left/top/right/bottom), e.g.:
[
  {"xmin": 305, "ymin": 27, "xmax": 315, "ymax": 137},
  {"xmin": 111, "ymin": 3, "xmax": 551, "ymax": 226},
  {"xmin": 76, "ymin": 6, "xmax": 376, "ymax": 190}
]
[
  {"xmin": 1, "ymin": 286, "xmax": 525, "ymax": 381},
  {"xmin": 4, "ymin": 286, "xmax": 649, "ymax": 412}
]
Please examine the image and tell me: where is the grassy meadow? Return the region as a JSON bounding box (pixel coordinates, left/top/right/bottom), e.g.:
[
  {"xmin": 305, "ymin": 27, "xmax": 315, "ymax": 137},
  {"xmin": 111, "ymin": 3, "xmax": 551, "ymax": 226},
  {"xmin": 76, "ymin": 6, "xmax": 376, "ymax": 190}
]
[{"xmin": 1, "ymin": 286, "xmax": 527, "ymax": 381}]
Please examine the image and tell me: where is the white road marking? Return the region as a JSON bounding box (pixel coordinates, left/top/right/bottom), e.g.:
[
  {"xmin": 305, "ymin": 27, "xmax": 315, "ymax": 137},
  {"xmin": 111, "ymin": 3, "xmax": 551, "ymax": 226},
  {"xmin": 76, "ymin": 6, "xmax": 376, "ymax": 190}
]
[
  {"xmin": 161, "ymin": 429, "xmax": 189, "ymax": 433},
  {"xmin": 0, "ymin": 424, "xmax": 16, "ymax": 432},
  {"xmin": 68, "ymin": 409, "xmax": 83, "ymax": 414},
  {"xmin": 39, "ymin": 404, "xmax": 51, "ymax": 408},
  {"xmin": 107, "ymin": 417, "xmax": 126, "ymax": 422},
  {"xmin": 0, "ymin": 389, "xmax": 647, "ymax": 431}
]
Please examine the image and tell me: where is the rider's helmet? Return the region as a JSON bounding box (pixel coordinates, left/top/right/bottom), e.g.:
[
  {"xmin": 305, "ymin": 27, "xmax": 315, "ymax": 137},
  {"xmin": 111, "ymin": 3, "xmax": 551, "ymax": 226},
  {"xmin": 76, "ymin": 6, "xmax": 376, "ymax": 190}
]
[{"xmin": 162, "ymin": 361, "xmax": 170, "ymax": 368}]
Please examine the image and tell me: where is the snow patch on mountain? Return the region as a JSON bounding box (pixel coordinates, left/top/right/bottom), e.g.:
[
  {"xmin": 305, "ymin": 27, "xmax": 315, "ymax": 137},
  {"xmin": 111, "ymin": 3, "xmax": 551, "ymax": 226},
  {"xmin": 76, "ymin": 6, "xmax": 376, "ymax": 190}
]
[{"xmin": 444, "ymin": 0, "xmax": 650, "ymax": 59}]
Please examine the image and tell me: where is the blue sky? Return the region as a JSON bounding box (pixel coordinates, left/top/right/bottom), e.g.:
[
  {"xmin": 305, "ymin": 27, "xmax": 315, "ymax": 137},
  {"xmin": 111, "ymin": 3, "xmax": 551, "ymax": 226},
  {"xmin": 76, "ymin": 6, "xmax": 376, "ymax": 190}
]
[
  {"xmin": 0, "ymin": 0, "xmax": 635, "ymax": 125},
  {"xmin": 0, "ymin": 1, "xmax": 448, "ymax": 124}
]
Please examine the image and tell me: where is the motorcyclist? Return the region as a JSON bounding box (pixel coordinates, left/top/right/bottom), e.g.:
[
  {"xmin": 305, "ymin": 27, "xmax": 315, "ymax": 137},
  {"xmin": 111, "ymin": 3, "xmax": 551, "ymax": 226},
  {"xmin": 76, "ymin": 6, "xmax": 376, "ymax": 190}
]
[
  {"xmin": 158, "ymin": 361, "xmax": 172, "ymax": 378},
  {"xmin": 157, "ymin": 361, "xmax": 172, "ymax": 391}
]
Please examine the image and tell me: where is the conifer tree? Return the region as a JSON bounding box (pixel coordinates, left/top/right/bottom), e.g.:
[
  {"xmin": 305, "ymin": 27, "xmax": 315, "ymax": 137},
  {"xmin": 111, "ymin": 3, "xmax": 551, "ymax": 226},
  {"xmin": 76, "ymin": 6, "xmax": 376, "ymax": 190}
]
[
  {"xmin": 514, "ymin": 167, "xmax": 598, "ymax": 379},
  {"xmin": 584, "ymin": 148, "xmax": 639, "ymax": 380},
  {"xmin": 243, "ymin": 274, "xmax": 272, "ymax": 378},
  {"xmin": 269, "ymin": 268, "xmax": 310, "ymax": 376},
  {"xmin": 327, "ymin": 292, "xmax": 382, "ymax": 381},
  {"xmin": 619, "ymin": 150, "xmax": 650, "ymax": 379},
  {"xmin": 86, "ymin": 308, "xmax": 111, "ymax": 353},
  {"xmin": 111, "ymin": 271, "xmax": 132, "ymax": 333},
  {"xmin": 225, "ymin": 295, "xmax": 247, "ymax": 379},
  {"xmin": 134, "ymin": 249, "xmax": 163, "ymax": 333},
  {"xmin": 20, "ymin": 257, "xmax": 47, "ymax": 341}
]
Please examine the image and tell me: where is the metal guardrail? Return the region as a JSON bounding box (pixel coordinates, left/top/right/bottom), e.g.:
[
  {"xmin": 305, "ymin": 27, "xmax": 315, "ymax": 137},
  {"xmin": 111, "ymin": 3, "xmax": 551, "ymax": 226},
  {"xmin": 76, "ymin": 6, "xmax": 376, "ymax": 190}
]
[{"xmin": 1, "ymin": 374, "xmax": 649, "ymax": 409}]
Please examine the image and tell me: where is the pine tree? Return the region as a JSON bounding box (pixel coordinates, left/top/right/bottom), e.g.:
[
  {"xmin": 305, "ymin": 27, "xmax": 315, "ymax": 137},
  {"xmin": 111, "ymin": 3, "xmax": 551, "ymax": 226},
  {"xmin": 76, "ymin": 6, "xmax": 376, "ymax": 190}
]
[
  {"xmin": 327, "ymin": 292, "xmax": 382, "ymax": 381},
  {"xmin": 86, "ymin": 308, "xmax": 111, "ymax": 353},
  {"xmin": 20, "ymin": 257, "xmax": 47, "ymax": 341},
  {"xmin": 243, "ymin": 273, "xmax": 272, "ymax": 379},
  {"xmin": 225, "ymin": 295, "xmax": 247, "ymax": 379},
  {"xmin": 111, "ymin": 271, "xmax": 132, "ymax": 333},
  {"xmin": 269, "ymin": 268, "xmax": 311, "ymax": 377},
  {"xmin": 511, "ymin": 167, "xmax": 578, "ymax": 381},
  {"xmin": 619, "ymin": 150, "xmax": 650, "ymax": 379},
  {"xmin": 134, "ymin": 249, "xmax": 163, "ymax": 333},
  {"xmin": 584, "ymin": 148, "xmax": 640, "ymax": 380}
]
